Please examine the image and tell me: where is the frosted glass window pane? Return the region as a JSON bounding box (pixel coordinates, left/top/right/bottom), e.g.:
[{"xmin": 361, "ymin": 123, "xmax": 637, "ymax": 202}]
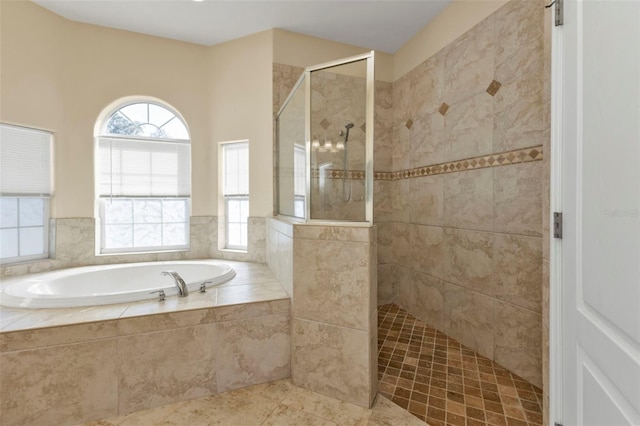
[
  {"xmin": 149, "ymin": 104, "xmax": 174, "ymax": 128},
  {"xmin": 163, "ymin": 200, "xmax": 186, "ymax": 222},
  {"xmin": 228, "ymin": 199, "xmax": 241, "ymax": 222},
  {"xmin": 120, "ymin": 103, "xmax": 148, "ymax": 126},
  {"xmin": 0, "ymin": 228, "xmax": 18, "ymax": 258},
  {"xmin": 0, "ymin": 198, "xmax": 18, "ymax": 228},
  {"xmin": 104, "ymin": 225, "xmax": 133, "ymax": 248},
  {"xmin": 19, "ymin": 227, "xmax": 44, "ymax": 256},
  {"xmin": 160, "ymin": 117, "xmax": 189, "ymax": 139},
  {"xmin": 228, "ymin": 224, "xmax": 242, "ymax": 247},
  {"xmin": 105, "ymin": 200, "xmax": 133, "ymax": 224},
  {"xmin": 133, "ymin": 199, "xmax": 161, "ymax": 223},
  {"xmin": 163, "ymin": 223, "xmax": 186, "ymax": 246},
  {"xmin": 134, "ymin": 224, "xmax": 161, "ymax": 247},
  {"xmin": 240, "ymin": 200, "xmax": 249, "ymax": 221},
  {"xmin": 19, "ymin": 198, "xmax": 44, "ymax": 227}
]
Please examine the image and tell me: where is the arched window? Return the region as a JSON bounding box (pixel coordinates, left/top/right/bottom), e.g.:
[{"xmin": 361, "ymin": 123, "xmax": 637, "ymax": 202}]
[{"xmin": 96, "ymin": 101, "xmax": 191, "ymax": 253}]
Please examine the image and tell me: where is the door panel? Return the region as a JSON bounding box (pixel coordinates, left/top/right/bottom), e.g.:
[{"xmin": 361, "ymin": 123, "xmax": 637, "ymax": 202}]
[{"xmin": 560, "ymin": 0, "xmax": 640, "ymax": 425}]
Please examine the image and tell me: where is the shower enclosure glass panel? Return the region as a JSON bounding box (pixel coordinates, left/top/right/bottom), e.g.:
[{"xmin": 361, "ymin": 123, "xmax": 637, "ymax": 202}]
[
  {"xmin": 276, "ymin": 52, "xmax": 374, "ymax": 223},
  {"xmin": 310, "ymin": 60, "xmax": 367, "ymax": 222},
  {"xmin": 276, "ymin": 76, "xmax": 306, "ymax": 218}
]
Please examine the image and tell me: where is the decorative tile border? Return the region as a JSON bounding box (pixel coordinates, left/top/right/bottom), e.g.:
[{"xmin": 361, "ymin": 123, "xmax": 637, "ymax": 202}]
[
  {"xmin": 311, "ymin": 146, "xmax": 543, "ymax": 181},
  {"xmin": 378, "ymin": 146, "xmax": 544, "ymax": 181}
]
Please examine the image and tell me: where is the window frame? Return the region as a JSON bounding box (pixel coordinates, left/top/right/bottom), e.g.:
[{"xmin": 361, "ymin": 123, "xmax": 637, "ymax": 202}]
[
  {"xmin": 0, "ymin": 123, "xmax": 53, "ymax": 264},
  {"xmin": 0, "ymin": 196, "xmax": 50, "ymax": 264},
  {"xmin": 221, "ymin": 141, "xmax": 249, "ymax": 252},
  {"xmin": 96, "ymin": 100, "xmax": 191, "ymax": 255}
]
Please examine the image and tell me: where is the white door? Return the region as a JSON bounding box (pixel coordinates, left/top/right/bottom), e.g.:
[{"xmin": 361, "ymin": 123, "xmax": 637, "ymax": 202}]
[{"xmin": 557, "ymin": 0, "xmax": 640, "ymax": 425}]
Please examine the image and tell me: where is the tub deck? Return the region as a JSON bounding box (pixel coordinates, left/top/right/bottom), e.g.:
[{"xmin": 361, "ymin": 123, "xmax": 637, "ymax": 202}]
[
  {"xmin": 0, "ymin": 260, "xmax": 292, "ymax": 426},
  {"xmin": 0, "ymin": 260, "xmax": 287, "ymax": 333}
]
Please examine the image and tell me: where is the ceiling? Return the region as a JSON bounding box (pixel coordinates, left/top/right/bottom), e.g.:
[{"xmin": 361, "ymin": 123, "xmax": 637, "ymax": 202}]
[{"xmin": 32, "ymin": 0, "xmax": 452, "ymax": 53}]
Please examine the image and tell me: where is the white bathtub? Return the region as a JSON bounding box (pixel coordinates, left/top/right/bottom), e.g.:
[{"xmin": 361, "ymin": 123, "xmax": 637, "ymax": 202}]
[{"xmin": 0, "ymin": 260, "xmax": 235, "ymax": 309}]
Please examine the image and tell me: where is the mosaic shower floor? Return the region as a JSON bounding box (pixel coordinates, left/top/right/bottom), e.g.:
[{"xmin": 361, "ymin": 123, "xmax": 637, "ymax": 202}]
[{"xmin": 378, "ymin": 304, "xmax": 543, "ymax": 426}]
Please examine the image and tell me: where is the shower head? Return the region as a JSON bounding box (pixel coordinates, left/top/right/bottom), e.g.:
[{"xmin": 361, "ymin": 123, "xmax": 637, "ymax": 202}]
[{"xmin": 345, "ymin": 123, "xmax": 355, "ymax": 129}]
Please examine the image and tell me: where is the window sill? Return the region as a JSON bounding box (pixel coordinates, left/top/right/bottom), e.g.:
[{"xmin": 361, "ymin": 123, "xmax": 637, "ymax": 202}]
[
  {"xmin": 97, "ymin": 247, "xmax": 190, "ymax": 256},
  {"xmin": 219, "ymin": 248, "xmax": 248, "ymax": 254}
]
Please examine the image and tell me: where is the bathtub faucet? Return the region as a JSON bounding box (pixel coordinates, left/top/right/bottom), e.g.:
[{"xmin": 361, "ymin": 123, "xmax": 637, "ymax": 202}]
[{"xmin": 161, "ymin": 270, "xmax": 189, "ymax": 297}]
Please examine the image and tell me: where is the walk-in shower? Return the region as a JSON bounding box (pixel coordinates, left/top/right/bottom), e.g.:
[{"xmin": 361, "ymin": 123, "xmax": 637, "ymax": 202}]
[{"xmin": 275, "ymin": 52, "xmax": 374, "ymax": 223}]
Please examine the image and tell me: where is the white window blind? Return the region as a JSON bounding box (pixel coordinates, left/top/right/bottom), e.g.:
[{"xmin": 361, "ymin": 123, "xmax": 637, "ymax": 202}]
[
  {"xmin": 98, "ymin": 138, "xmax": 191, "ymax": 197},
  {"xmin": 0, "ymin": 124, "xmax": 52, "ymax": 196},
  {"xmin": 223, "ymin": 142, "xmax": 248, "ymax": 196}
]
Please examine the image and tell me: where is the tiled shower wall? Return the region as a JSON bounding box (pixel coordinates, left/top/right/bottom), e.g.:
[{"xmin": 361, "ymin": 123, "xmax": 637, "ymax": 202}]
[
  {"xmin": 376, "ymin": 0, "xmax": 547, "ymax": 388},
  {"xmin": 273, "ymin": 0, "xmax": 548, "ymax": 390},
  {"xmin": 0, "ymin": 216, "xmax": 266, "ymax": 278}
]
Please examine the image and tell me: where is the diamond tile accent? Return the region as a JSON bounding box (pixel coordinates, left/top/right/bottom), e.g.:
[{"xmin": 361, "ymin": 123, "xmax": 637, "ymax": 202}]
[
  {"xmin": 486, "ymin": 79, "xmax": 503, "ymax": 96},
  {"xmin": 378, "ymin": 304, "xmax": 543, "ymax": 426},
  {"xmin": 405, "ymin": 119, "xmax": 414, "ymax": 130},
  {"xmin": 438, "ymin": 103, "xmax": 449, "ymax": 116},
  {"xmin": 320, "ymin": 118, "xmax": 330, "ymax": 130}
]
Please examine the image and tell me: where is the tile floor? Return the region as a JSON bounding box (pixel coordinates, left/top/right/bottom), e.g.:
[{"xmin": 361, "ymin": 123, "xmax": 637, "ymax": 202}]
[
  {"xmin": 378, "ymin": 304, "xmax": 543, "ymax": 426},
  {"xmin": 82, "ymin": 378, "xmax": 427, "ymax": 426}
]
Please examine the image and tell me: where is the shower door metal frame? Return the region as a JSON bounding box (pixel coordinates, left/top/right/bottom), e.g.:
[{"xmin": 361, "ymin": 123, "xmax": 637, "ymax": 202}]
[{"xmin": 275, "ymin": 51, "xmax": 375, "ymax": 224}]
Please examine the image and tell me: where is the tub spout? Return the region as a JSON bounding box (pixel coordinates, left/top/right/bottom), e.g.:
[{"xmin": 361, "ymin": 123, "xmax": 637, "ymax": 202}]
[{"xmin": 161, "ymin": 270, "xmax": 189, "ymax": 297}]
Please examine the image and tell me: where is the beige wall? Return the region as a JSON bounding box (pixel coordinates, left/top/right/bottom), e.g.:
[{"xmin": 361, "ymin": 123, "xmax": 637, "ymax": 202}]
[
  {"xmin": 394, "ymin": 0, "xmax": 509, "ymax": 79},
  {"xmin": 273, "ymin": 29, "xmax": 394, "ymax": 83},
  {"xmin": 208, "ymin": 30, "xmax": 274, "ymax": 216},
  {"xmin": 0, "ymin": 1, "xmax": 211, "ymax": 218}
]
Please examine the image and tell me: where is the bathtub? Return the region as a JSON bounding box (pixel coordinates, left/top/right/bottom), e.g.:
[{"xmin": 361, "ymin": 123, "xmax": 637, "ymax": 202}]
[{"xmin": 0, "ymin": 260, "xmax": 235, "ymax": 309}]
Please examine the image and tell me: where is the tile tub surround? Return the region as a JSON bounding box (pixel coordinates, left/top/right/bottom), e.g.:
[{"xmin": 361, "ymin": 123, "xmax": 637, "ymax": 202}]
[
  {"xmin": 0, "ymin": 216, "xmax": 267, "ymax": 279},
  {"xmin": 82, "ymin": 379, "xmax": 428, "ymax": 426},
  {"xmin": 0, "ymin": 262, "xmax": 291, "ymax": 426},
  {"xmin": 291, "ymin": 223, "xmax": 378, "ymax": 409},
  {"xmin": 379, "ymin": 304, "xmax": 543, "ymax": 426}
]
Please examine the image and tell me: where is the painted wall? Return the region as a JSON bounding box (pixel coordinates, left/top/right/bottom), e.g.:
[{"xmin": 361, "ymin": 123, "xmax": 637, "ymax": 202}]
[
  {"xmin": 394, "ymin": 0, "xmax": 509, "ymax": 79},
  {"xmin": 0, "ymin": 1, "xmax": 211, "ymax": 218}
]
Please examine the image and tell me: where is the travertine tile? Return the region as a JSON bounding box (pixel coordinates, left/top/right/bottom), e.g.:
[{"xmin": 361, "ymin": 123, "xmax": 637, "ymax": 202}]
[
  {"xmin": 494, "ymin": 0, "xmax": 544, "ymax": 84},
  {"xmin": 377, "ymin": 264, "xmax": 395, "ymax": 306},
  {"xmin": 392, "ymin": 222, "xmax": 411, "ymax": 268},
  {"xmin": 0, "ymin": 319, "xmax": 119, "ymax": 352},
  {"xmin": 394, "ymin": 264, "xmax": 414, "ymax": 314},
  {"xmin": 494, "ymin": 301, "xmax": 543, "ymax": 388},
  {"xmin": 264, "ymin": 404, "xmax": 338, "ymax": 426},
  {"xmin": 411, "ymin": 271, "xmax": 445, "ymax": 332},
  {"xmin": 116, "ymin": 324, "xmax": 217, "ymax": 415},
  {"xmin": 494, "ymin": 72, "xmax": 545, "ymax": 152},
  {"xmin": 443, "ymin": 228, "xmax": 494, "ymax": 296},
  {"xmin": 374, "ymin": 180, "xmax": 394, "ymax": 223},
  {"xmin": 392, "ymin": 179, "xmax": 410, "ymax": 223},
  {"xmin": 410, "ymin": 109, "xmax": 445, "ymax": 167},
  {"xmin": 0, "ymin": 339, "xmax": 119, "ymax": 426},
  {"xmin": 368, "ymin": 395, "xmax": 428, "ymax": 426},
  {"xmin": 444, "ymin": 15, "xmax": 495, "ymax": 105},
  {"xmin": 376, "ymin": 222, "xmax": 394, "ymax": 265},
  {"xmin": 280, "ymin": 386, "xmax": 371, "ymax": 426},
  {"xmin": 408, "ymin": 174, "xmax": 444, "ymax": 227},
  {"xmin": 216, "ymin": 313, "xmax": 290, "ymax": 392},
  {"xmin": 444, "ymin": 282, "xmax": 494, "ymax": 360},
  {"xmin": 292, "ymin": 318, "xmax": 372, "ymax": 408},
  {"xmin": 293, "ymin": 238, "xmax": 371, "ymax": 330},
  {"xmin": 444, "ymin": 168, "xmax": 494, "ymax": 232},
  {"xmin": 410, "ymin": 224, "xmax": 444, "ymax": 279},
  {"xmin": 494, "ymin": 162, "xmax": 542, "ymax": 236},
  {"xmin": 443, "ymin": 91, "xmax": 494, "ymax": 163},
  {"xmin": 494, "ymin": 234, "xmax": 543, "ymax": 313},
  {"xmin": 293, "ymin": 224, "xmax": 371, "ymax": 242},
  {"xmin": 216, "ymin": 281, "xmax": 288, "ymax": 306},
  {"xmin": 409, "ymin": 53, "xmax": 445, "ymax": 116}
]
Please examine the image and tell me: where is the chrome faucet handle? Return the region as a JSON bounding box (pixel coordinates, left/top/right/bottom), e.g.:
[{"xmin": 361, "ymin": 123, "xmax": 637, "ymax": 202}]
[
  {"xmin": 149, "ymin": 289, "xmax": 166, "ymax": 302},
  {"xmin": 199, "ymin": 281, "xmax": 212, "ymax": 293}
]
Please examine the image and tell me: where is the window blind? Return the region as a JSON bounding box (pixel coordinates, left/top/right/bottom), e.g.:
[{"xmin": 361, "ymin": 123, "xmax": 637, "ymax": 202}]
[
  {"xmin": 223, "ymin": 142, "xmax": 248, "ymax": 196},
  {"xmin": 98, "ymin": 137, "xmax": 191, "ymax": 197},
  {"xmin": 0, "ymin": 124, "xmax": 52, "ymax": 196}
]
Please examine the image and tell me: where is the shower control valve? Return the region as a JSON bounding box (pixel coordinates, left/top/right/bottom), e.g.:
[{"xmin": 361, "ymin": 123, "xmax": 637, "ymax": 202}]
[{"xmin": 149, "ymin": 289, "xmax": 166, "ymax": 302}]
